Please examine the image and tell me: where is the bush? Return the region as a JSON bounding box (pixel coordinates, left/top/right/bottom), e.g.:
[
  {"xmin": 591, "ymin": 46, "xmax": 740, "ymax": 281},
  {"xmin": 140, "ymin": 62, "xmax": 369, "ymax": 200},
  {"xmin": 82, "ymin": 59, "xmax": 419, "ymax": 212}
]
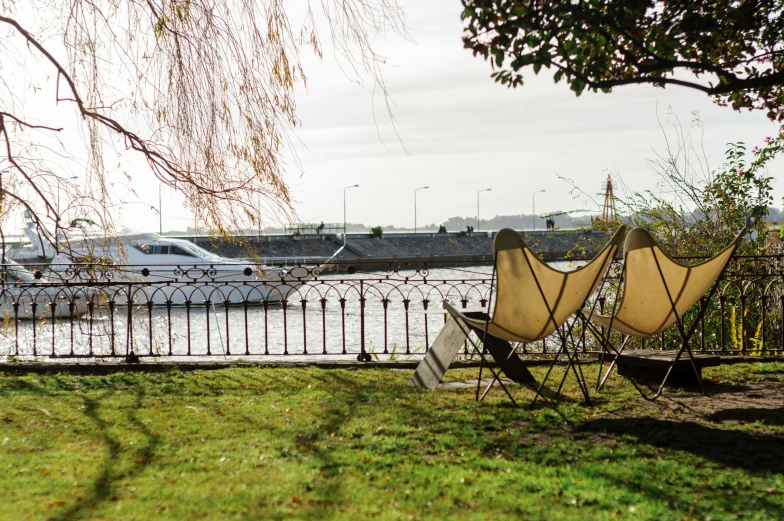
[{"xmin": 370, "ymin": 226, "xmax": 383, "ymax": 238}]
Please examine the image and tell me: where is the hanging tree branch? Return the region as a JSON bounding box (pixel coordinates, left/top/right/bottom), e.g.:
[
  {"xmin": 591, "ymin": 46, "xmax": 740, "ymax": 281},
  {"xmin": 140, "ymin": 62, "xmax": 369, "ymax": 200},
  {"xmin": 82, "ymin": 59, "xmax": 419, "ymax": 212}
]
[{"xmin": 0, "ymin": 1, "xmax": 405, "ymax": 242}]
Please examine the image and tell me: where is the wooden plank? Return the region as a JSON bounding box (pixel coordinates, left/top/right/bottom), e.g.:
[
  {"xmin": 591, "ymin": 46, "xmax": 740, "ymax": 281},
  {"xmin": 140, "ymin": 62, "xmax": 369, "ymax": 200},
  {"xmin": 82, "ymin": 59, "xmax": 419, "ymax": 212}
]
[
  {"xmin": 606, "ymin": 349, "xmax": 720, "ymax": 369},
  {"xmin": 476, "ymin": 329, "xmax": 537, "ymax": 384},
  {"xmin": 436, "ymin": 378, "xmax": 516, "ymax": 390},
  {"xmin": 447, "ymin": 309, "xmax": 537, "ymax": 385},
  {"xmin": 408, "ymin": 310, "xmax": 537, "ymax": 388},
  {"xmin": 408, "ymin": 318, "xmax": 469, "ymax": 389}
]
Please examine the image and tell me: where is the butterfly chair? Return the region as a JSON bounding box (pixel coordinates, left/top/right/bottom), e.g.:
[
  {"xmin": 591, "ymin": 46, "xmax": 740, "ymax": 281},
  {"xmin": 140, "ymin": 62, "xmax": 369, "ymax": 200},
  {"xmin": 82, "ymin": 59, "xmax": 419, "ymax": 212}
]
[
  {"xmin": 444, "ymin": 225, "xmax": 626, "ymax": 407},
  {"xmin": 585, "ymin": 228, "xmax": 745, "ymax": 400}
]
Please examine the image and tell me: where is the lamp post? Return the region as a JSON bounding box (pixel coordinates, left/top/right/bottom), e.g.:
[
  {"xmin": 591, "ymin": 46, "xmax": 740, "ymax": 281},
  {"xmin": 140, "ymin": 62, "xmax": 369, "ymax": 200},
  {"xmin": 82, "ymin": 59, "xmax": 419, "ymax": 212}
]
[
  {"xmin": 56, "ymin": 175, "xmax": 78, "ymax": 221},
  {"xmin": 477, "ymin": 188, "xmax": 491, "ymax": 232},
  {"xmin": 257, "ymin": 194, "xmax": 262, "ymax": 237},
  {"xmin": 56, "ymin": 175, "xmax": 78, "ymax": 217},
  {"xmin": 414, "ymin": 186, "xmax": 429, "ymax": 234},
  {"xmin": 343, "ymin": 184, "xmax": 359, "ymax": 245},
  {"xmin": 532, "ymin": 189, "xmax": 546, "ymax": 231},
  {"xmin": 159, "ymin": 184, "xmax": 163, "ymax": 235}
]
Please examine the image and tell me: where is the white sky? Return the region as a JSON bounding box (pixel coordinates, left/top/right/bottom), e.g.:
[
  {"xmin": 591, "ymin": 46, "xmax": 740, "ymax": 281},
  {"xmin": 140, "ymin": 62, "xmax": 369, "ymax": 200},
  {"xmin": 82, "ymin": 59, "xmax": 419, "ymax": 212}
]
[{"xmin": 4, "ymin": 0, "xmax": 783, "ymax": 233}]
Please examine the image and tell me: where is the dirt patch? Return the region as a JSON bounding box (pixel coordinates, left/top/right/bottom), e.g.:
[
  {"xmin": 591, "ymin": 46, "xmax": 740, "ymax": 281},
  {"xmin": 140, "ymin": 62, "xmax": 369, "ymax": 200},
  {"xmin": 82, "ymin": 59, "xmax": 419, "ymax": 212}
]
[{"xmin": 650, "ymin": 382, "xmax": 784, "ymax": 427}]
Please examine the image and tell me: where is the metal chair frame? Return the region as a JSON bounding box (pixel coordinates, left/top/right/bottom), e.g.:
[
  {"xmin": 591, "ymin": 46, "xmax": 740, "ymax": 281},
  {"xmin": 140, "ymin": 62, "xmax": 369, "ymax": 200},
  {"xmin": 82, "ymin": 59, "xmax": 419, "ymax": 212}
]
[
  {"xmin": 584, "ymin": 236, "xmax": 740, "ymax": 401},
  {"xmin": 445, "ymin": 241, "xmax": 614, "ymax": 408}
]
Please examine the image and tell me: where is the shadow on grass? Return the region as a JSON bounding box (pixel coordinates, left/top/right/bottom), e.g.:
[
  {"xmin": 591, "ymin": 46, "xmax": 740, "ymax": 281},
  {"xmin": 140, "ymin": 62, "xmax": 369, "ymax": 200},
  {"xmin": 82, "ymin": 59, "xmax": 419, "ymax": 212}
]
[
  {"xmin": 45, "ymin": 388, "xmax": 160, "ymax": 521},
  {"xmin": 6, "ymin": 366, "xmax": 782, "ymax": 519},
  {"xmin": 233, "ymin": 371, "xmax": 394, "ymax": 521},
  {"xmin": 709, "ymin": 407, "xmax": 784, "ymax": 427},
  {"xmin": 577, "ymin": 417, "xmax": 784, "ymax": 474},
  {"xmin": 0, "ymin": 377, "xmax": 160, "ymax": 520}
]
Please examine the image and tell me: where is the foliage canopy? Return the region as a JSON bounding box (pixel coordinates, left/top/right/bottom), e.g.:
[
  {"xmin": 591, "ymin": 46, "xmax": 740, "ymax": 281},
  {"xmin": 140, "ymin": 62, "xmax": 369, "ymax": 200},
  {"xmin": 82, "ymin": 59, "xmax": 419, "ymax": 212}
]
[{"xmin": 462, "ymin": 0, "xmax": 784, "ymax": 119}]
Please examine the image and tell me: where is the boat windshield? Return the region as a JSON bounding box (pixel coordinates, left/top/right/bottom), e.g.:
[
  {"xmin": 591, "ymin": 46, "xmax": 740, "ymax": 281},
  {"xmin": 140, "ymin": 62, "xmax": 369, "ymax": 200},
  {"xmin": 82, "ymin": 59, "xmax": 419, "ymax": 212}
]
[
  {"xmin": 2, "ymin": 259, "xmax": 38, "ymax": 283},
  {"xmin": 131, "ymin": 240, "xmax": 223, "ymax": 260},
  {"xmin": 173, "ymin": 241, "xmax": 223, "ymax": 260}
]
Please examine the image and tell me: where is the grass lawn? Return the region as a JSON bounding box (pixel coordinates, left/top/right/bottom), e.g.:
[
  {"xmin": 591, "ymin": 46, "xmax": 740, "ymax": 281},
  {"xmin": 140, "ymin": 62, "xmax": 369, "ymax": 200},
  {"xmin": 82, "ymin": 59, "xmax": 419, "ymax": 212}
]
[{"xmin": 1, "ymin": 361, "xmax": 783, "ymax": 520}]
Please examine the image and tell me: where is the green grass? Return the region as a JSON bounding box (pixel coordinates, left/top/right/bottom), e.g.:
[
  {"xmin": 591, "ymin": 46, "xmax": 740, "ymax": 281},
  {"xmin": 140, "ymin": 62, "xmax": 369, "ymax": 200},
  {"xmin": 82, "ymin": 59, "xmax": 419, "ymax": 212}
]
[{"xmin": 0, "ymin": 362, "xmax": 783, "ymax": 520}]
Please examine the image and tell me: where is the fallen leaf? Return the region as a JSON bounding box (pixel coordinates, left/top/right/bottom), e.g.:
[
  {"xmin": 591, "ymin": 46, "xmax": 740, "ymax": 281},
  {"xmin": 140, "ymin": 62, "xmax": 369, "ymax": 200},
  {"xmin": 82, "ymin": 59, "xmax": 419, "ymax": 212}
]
[
  {"xmin": 292, "ymin": 496, "xmax": 302, "ymax": 504},
  {"xmin": 41, "ymin": 469, "xmax": 51, "ymax": 475},
  {"xmin": 614, "ymin": 509, "xmax": 622, "ymax": 519},
  {"xmin": 48, "ymin": 501, "xmax": 66, "ymax": 508}
]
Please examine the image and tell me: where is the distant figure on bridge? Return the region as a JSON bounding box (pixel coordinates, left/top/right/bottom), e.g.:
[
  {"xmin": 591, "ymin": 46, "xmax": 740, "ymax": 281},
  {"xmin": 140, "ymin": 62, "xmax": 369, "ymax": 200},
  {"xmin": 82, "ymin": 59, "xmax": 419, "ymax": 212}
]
[
  {"xmin": 318, "ymin": 221, "xmax": 325, "ymax": 233},
  {"xmin": 438, "ymin": 224, "xmax": 447, "ymax": 234},
  {"xmin": 546, "ymin": 218, "xmax": 555, "ymax": 230}
]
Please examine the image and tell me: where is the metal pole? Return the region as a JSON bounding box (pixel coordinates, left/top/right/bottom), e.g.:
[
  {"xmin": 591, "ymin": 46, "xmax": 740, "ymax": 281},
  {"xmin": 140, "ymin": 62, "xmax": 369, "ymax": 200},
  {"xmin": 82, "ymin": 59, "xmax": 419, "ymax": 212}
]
[
  {"xmin": 343, "ymin": 184, "xmax": 359, "ymax": 246},
  {"xmin": 159, "ymin": 184, "xmax": 163, "ymax": 235},
  {"xmin": 257, "ymin": 194, "xmax": 261, "ymax": 237},
  {"xmin": 532, "ymin": 189, "xmax": 546, "ymax": 231},
  {"xmin": 56, "ymin": 175, "xmax": 78, "ymax": 223},
  {"xmin": 476, "ymin": 189, "xmax": 491, "ymax": 232},
  {"xmin": 414, "ymin": 186, "xmax": 428, "ymax": 234}
]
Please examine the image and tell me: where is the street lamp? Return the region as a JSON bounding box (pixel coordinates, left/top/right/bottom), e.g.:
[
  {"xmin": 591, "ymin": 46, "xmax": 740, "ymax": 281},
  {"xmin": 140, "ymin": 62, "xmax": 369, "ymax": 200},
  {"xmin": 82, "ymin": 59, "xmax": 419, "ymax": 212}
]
[
  {"xmin": 159, "ymin": 184, "xmax": 164, "ymax": 235},
  {"xmin": 255, "ymin": 183, "xmax": 274, "ymax": 237},
  {"xmin": 414, "ymin": 186, "xmax": 429, "ymax": 234},
  {"xmin": 0, "ymin": 169, "xmax": 7, "ymax": 208},
  {"xmin": 343, "ymin": 184, "xmax": 359, "ymax": 245},
  {"xmin": 477, "ymin": 188, "xmax": 491, "ymax": 232},
  {"xmin": 532, "ymin": 189, "xmax": 546, "ymax": 231}
]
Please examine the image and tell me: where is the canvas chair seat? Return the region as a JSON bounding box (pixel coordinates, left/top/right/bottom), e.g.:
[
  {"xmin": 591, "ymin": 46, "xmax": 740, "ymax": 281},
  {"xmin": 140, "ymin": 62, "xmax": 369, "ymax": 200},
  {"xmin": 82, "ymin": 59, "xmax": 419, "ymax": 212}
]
[
  {"xmin": 585, "ymin": 227, "xmax": 744, "ymax": 399},
  {"xmin": 458, "ymin": 226, "xmax": 626, "ymax": 344},
  {"xmin": 443, "ymin": 225, "xmax": 626, "ymax": 406},
  {"xmin": 586, "ymin": 228, "xmax": 742, "ymax": 338}
]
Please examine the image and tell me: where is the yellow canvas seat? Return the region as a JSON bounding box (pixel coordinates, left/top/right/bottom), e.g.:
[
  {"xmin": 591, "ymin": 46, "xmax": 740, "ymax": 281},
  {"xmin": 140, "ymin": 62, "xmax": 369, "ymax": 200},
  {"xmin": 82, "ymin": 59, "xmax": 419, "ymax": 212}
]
[
  {"xmin": 585, "ymin": 227, "xmax": 744, "ymax": 399},
  {"xmin": 445, "ymin": 225, "xmax": 626, "ymax": 406}
]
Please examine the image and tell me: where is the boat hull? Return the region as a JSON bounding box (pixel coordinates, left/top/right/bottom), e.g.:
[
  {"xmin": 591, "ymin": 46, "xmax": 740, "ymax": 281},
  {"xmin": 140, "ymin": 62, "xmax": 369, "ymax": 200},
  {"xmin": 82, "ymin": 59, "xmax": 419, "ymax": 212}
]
[
  {"xmin": 105, "ymin": 267, "xmax": 314, "ymax": 306},
  {"xmin": 0, "ymin": 287, "xmax": 91, "ymax": 319}
]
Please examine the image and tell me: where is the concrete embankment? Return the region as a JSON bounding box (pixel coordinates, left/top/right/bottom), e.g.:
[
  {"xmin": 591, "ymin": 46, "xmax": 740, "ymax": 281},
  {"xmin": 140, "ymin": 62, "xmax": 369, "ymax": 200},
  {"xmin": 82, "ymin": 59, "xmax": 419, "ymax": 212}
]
[{"xmin": 181, "ymin": 229, "xmax": 610, "ymax": 269}]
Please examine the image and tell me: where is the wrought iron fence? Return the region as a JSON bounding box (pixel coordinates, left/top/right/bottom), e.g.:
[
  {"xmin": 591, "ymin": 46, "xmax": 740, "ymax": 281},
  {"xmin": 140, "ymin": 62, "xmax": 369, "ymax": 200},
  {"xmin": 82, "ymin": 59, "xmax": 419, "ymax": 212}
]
[{"xmin": 1, "ymin": 256, "xmax": 783, "ymax": 362}]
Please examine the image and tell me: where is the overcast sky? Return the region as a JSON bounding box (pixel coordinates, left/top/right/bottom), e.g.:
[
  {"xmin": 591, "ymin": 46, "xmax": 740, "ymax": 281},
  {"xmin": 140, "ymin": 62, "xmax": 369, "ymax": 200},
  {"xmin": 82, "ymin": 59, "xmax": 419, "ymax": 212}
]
[{"xmin": 5, "ymin": 0, "xmax": 783, "ymax": 234}]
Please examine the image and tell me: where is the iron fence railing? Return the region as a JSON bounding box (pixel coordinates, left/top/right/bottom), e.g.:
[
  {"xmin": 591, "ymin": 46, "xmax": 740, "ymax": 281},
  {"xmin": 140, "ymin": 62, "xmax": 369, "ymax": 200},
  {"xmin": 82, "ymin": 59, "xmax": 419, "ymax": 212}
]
[{"xmin": 1, "ymin": 256, "xmax": 783, "ymax": 362}]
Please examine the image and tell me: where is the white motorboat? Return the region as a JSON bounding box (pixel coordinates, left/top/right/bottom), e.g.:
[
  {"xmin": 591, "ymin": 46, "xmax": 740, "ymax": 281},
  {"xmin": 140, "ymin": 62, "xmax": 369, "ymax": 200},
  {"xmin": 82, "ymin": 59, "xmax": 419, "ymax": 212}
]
[
  {"xmin": 0, "ymin": 259, "xmax": 91, "ymax": 319},
  {"xmin": 21, "ymin": 223, "xmax": 316, "ymax": 306}
]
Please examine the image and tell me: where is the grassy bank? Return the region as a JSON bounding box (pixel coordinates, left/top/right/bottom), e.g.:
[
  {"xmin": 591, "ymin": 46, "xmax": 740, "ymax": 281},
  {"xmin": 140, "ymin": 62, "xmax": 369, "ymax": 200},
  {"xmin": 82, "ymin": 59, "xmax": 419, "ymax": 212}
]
[{"xmin": 1, "ymin": 362, "xmax": 783, "ymax": 520}]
